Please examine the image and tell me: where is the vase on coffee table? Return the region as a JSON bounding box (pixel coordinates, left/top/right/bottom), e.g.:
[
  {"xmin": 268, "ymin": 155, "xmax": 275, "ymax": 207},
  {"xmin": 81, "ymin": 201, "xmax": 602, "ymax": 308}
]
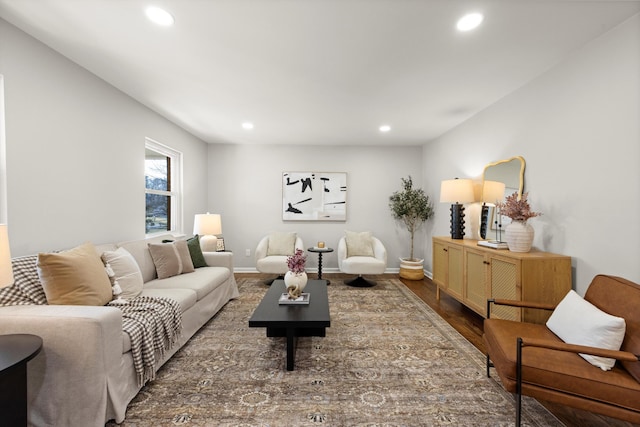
[{"xmin": 284, "ymin": 271, "xmax": 308, "ymax": 298}]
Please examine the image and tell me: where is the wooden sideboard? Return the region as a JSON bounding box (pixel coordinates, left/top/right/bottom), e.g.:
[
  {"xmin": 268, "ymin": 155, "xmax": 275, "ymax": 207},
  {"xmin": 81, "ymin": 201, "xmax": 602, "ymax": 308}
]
[{"xmin": 432, "ymin": 236, "xmax": 572, "ymax": 324}]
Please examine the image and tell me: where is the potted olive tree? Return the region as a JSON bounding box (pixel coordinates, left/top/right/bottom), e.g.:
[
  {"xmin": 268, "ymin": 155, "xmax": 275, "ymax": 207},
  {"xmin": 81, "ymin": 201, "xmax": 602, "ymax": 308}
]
[{"xmin": 389, "ymin": 176, "xmax": 434, "ymax": 280}]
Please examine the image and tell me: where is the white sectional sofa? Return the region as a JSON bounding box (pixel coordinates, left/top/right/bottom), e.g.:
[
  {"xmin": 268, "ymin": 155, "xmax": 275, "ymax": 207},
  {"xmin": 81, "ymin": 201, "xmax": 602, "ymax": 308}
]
[{"xmin": 0, "ymin": 234, "xmax": 239, "ymax": 427}]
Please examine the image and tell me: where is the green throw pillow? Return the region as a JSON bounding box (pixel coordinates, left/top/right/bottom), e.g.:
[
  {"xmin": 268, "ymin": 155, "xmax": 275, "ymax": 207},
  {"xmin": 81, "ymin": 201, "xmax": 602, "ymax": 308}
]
[{"xmin": 187, "ymin": 235, "xmax": 208, "ymax": 268}]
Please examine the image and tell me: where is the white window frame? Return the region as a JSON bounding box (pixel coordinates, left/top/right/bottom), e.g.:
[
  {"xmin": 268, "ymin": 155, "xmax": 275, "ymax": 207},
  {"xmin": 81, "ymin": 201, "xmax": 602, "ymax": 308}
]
[{"xmin": 145, "ymin": 138, "xmax": 183, "ymax": 235}]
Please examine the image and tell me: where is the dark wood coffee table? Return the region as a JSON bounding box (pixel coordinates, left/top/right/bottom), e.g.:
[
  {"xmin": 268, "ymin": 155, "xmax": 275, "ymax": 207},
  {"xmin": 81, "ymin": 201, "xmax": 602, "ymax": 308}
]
[{"xmin": 249, "ymin": 279, "xmax": 330, "ymax": 371}]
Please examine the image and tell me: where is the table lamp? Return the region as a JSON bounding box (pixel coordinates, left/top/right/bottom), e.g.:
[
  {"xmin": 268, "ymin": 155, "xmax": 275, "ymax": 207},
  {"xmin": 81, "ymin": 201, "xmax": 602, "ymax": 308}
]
[
  {"xmin": 0, "ymin": 224, "xmax": 13, "ymax": 287},
  {"xmin": 193, "ymin": 213, "xmax": 222, "ymax": 252},
  {"xmin": 440, "ymin": 178, "xmax": 475, "ymax": 239},
  {"xmin": 480, "ymin": 180, "xmax": 506, "ymax": 239}
]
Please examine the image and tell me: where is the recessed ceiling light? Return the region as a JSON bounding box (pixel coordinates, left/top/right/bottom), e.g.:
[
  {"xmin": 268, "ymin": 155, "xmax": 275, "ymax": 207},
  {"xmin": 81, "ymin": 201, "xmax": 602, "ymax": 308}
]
[
  {"xmin": 242, "ymin": 122, "xmax": 254, "ymax": 130},
  {"xmin": 379, "ymin": 125, "xmax": 391, "ymax": 133},
  {"xmin": 456, "ymin": 13, "xmax": 483, "ymax": 32},
  {"xmin": 145, "ymin": 6, "xmax": 174, "ymax": 26}
]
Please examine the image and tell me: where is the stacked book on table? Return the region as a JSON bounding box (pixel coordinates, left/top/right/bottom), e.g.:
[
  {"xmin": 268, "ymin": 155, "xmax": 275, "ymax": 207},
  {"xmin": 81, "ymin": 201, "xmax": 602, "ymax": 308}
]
[{"xmin": 477, "ymin": 240, "xmax": 509, "ymax": 250}]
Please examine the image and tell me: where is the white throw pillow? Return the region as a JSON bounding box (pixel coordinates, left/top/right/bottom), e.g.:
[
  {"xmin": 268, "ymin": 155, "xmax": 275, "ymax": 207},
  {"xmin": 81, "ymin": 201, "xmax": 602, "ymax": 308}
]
[
  {"xmin": 546, "ymin": 290, "xmax": 626, "ymax": 370},
  {"xmin": 101, "ymin": 247, "xmax": 144, "ymax": 300},
  {"xmin": 266, "ymin": 232, "xmax": 297, "ymax": 256},
  {"xmin": 345, "ymin": 230, "xmax": 374, "ymax": 257}
]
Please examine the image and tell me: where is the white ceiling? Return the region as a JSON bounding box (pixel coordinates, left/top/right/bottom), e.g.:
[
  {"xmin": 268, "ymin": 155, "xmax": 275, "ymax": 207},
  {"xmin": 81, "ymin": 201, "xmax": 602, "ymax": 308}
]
[{"xmin": 1, "ymin": 0, "xmax": 639, "ymax": 146}]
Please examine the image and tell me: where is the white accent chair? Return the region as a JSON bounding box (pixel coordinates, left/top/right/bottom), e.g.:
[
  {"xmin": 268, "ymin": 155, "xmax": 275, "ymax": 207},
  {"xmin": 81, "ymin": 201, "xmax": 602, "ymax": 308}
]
[
  {"xmin": 337, "ymin": 232, "xmax": 387, "ymax": 287},
  {"xmin": 255, "ymin": 232, "xmax": 304, "ymax": 284}
]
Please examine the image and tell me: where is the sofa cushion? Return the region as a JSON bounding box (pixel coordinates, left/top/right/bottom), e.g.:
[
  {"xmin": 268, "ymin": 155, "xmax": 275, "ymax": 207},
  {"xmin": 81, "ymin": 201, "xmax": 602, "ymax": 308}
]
[
  {"xmin": 340, "ymin": 255, "xmax": 386, "ymax": 275},
  {"xmin": 37, "ymin": 242, "xmax": 113, "ymax": 306},
  {"xmin": 144, "ymin": 266, "xmax": 230, "ymax": 300},
  {"xmin": 101, "ymin": 247, "xmax": 144, "ymax": 300},
  {"xmin": 266, "ymin": 232, "xmax": 297, "ymax": 256},
  {"xmin": 547, "ymin": 290, "xmax": 626, "ymax": 371},
  {"xmin": 256, "ymin": 255, "xmax": 289, "ymax": 275},
  {"xmin": 148, "ymin": 241, "xmax": 195, "ymax": 280},
  {"xmin": 345, "ymin": 230, "xmax": 374, "ymax": 257},
  {"xmin": 187, "ymin": 235, "xmax": 208, "ymax": 268},
  {"xmin": 116, "ymin": 288, "xmax": 199, "ymax": 354}
]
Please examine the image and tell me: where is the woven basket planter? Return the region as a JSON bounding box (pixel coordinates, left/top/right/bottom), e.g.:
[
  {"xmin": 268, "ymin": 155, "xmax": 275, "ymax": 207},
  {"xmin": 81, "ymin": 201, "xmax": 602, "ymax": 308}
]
[{"xmin": 399, "ymin": 258, "xmax": 424, "ymax": 280}]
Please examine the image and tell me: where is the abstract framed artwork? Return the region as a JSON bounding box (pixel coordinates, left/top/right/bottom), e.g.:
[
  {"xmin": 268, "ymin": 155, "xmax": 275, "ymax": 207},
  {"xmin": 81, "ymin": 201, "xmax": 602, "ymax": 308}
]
[{"xmin": 282, "ymin": 172, "xmax": 347, "ymax": 221}]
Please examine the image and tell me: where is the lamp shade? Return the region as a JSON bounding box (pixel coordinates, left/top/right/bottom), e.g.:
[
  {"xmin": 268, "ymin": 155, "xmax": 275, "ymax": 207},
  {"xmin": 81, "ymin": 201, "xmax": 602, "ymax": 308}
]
[
  {"xmin": 193, "ymin": 213, "xmax": 222, "ymax": 236},
  {"xmin": 0, "ymin": 224, "xmax": 13, "ymax": 288},
  {"xmin": 482, "ymin": 180, "xmax": 506, "ymax": 206},
  {"xmin": 440, "ymin": 179, "xmax": 475, "ymax": 204}
]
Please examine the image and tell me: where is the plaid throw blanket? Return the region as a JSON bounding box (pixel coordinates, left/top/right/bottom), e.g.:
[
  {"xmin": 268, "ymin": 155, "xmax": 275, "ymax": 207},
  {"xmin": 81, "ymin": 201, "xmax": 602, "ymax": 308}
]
[
  {"xmin": 0, "ymin": 255, "xmax": 183, "ymax": 386},
  {"xmin": 112, "ymin": 296, "xmax": 182, "ymax": 386}
]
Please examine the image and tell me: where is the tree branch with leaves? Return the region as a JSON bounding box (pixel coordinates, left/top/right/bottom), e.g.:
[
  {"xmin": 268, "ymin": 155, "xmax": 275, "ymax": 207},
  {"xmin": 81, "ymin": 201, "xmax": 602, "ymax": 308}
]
[{"xmin": 389, "ymin": 176, "xmax": 434, "ymax": 261}]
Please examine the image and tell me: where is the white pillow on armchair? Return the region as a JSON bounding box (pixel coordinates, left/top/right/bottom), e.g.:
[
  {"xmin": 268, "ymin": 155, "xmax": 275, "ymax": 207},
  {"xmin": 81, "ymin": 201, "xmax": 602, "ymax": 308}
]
[{"xmin": 546, "ymin": 290, "xmax": 626, "ymax": 370}]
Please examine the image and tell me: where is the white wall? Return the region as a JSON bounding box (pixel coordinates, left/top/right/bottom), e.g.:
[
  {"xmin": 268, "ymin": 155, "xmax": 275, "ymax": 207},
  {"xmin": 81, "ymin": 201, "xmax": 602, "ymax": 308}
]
[
  {"xmin": 423, "ymin": 14, "xmax": 640, "ymax": 294},
  {"xmin": 0, "ymin": 19, "xmax": 210, "ymax": 256},
  {"xmin": 207, "ymin": 144, "xmax": 424, "ymax": 271},
  {"xmin": 3, "ymin": 12, "xmax": 638, "ymax": 290}
]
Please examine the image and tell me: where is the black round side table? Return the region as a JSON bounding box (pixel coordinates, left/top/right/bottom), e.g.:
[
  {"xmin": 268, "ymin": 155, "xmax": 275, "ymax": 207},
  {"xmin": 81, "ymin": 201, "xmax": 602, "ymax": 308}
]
[
  {"xmin": 307, "ymin": 247, "xmax": 334, "ymax": 284},
  {"xmin": 0, "ymin": 334, "xmax": 43, "ymax": 426}
]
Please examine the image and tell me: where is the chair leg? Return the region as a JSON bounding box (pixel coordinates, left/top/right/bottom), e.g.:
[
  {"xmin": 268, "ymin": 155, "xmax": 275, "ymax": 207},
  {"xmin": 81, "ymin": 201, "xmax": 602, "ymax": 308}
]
[
  {"xmin": 345, "ymin": 276, "xmax": 376, "ymax": 287},
  {"xmin": 486, "ymin": 353, "xmax": 492, "ymax": 378},
  {"xmin": 515, "ymin": 337, "xmax": 523, "ymax": 427}
]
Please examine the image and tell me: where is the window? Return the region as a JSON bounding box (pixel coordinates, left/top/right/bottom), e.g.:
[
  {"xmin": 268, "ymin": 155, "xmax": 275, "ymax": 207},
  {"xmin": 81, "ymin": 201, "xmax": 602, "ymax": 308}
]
[{"xmin": 145, "ymin": 139, "xmax": 182, "ymax": 235}]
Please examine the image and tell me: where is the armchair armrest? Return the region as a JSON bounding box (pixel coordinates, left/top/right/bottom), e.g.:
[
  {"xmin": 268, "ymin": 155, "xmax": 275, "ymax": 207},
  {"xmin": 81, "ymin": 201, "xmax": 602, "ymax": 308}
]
[{"xmin": 520, "ymin": 336, "xmax": 639, "ymax": 363}]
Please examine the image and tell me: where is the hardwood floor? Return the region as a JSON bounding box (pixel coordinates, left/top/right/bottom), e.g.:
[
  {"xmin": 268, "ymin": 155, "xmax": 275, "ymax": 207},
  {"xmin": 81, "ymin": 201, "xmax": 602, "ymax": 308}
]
[{"xmin": 237, "ymin": 272, "xmax": 637, "ymax": 426}]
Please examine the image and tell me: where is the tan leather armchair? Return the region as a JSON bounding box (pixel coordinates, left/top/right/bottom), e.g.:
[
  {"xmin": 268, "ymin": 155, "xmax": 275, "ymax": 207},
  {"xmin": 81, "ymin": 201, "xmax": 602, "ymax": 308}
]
[{"xmin": 483, "ymin": 275, "xmax": 640, "ymax": 426}]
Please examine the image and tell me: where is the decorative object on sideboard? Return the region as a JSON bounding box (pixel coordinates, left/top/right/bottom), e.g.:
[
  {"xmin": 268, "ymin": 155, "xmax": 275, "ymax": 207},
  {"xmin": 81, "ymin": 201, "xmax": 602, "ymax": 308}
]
[
  {"xmin": 480, "ymin": 180, "xmax": 506, "ymax": 240},
  {"xmin": 482, "ymin": 156, "xmax": 525, "ymax": 199},
  {"xmin": 284, "ymin": 249, "xmax": 308, "ymax": 299},
  {"xmin": 0, "ymin": 224, "xmax": 13, "ymax": 287},
  {"xmin": 497, "ymin": 192, "xmax": 542, "ymax": 252},
  {"xmin": 193, "ymin": 212, "xmax": 222, "ymax": 252},
  {"xmin": 440, "ymin": 178, "xmax": 474, "ymax": 240},
  {"xmin": 389, "ymin": 176, "xmax": 434, "ymax": 280}
]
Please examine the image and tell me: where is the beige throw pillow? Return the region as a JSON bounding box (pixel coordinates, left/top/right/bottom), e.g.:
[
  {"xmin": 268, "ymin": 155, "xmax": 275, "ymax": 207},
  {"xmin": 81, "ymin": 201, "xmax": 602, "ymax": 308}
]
[
  {"xmin": 101, "ymin": 247, "xmax": 144, "ymax": 300},
  {"xmin": 148, "ymin": 240, "xmax": 195, "ymax": 280},
  {"xmin": 345, "ymin": 230, "xmax": 375, "ymax": 257},
  {"xmin": 266, "ymin": 232, "xmax": 297, "ymax": 256},
  {"xmin": 37, "ymin": 242, "xmax": 113, "ymax": 306}
]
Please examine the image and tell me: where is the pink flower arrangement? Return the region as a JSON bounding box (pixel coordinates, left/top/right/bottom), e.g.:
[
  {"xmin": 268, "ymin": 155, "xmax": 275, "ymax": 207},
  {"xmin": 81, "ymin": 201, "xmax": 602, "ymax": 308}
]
[
  {"xmin": 497, "ymin": 192, "xmax": 542, "ymax": 222},
  {"xmin": 286, "ymin": 249, "xmax": 307, "ymax": 274}
]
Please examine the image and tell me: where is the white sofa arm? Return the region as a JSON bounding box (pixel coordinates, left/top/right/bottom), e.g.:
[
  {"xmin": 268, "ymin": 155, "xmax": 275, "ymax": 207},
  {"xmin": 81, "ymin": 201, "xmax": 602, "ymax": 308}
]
[
  {"xmin": 0, "ymin": 305, "xmax": 123, "ymax": 427},
  {"xmin": 202, "ymin": 251, "xmax": 234, "ymax": 270}
]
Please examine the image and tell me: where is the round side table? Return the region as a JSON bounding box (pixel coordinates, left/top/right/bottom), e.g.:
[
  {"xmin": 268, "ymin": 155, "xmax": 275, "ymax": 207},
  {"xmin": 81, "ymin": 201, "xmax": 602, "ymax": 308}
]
[
  {"xmin": 307, "ymin": 247, "xmax": 334, "ymax": 284},
  {"xmin": 0, "ymin": 334, "xmax": 43, "ymax": 426}
]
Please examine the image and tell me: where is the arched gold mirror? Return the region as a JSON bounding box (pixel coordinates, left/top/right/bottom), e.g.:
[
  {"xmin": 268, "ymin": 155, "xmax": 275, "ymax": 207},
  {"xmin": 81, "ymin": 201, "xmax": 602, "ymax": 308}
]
[
  {"xmin": 480, "ymin": 156, "xmax": 526, "ymax": 239},
  {"xmin": 482, "ymin": 156, "xmax": 525, "ymax": 198}
]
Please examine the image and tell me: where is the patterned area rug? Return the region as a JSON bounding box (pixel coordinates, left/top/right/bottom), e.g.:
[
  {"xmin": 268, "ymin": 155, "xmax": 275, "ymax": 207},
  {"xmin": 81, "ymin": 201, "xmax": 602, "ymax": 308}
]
[{"xmin": 109, "ymin": 277, "xmax": 563, "ymax": 426}]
